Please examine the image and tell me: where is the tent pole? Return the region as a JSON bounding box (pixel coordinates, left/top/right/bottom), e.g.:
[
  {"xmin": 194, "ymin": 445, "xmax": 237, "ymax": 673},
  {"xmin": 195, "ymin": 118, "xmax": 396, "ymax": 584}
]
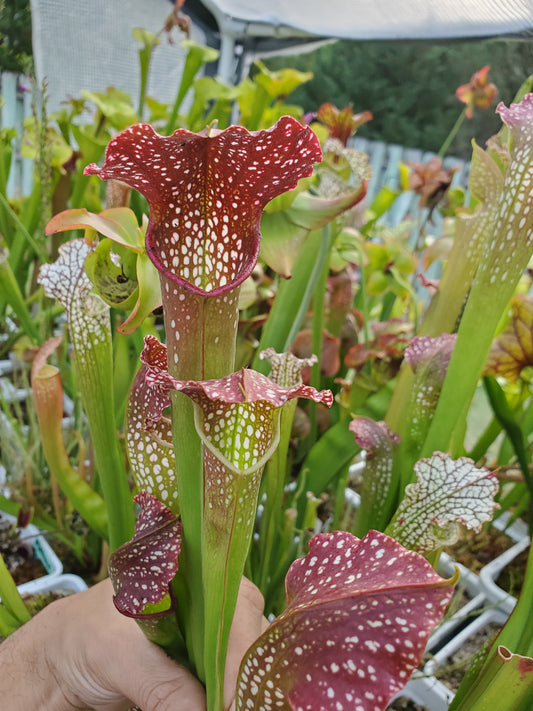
[{"xmin": 218, "ymin": 30, "xmax": 237, "ymax": 84}]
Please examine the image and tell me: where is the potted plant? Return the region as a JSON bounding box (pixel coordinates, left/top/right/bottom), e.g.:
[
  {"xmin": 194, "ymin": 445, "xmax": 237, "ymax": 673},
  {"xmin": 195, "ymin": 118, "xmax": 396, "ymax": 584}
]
[{"xmin": 1, "ymin": 29, "xmax": 532, "ymax": 709}]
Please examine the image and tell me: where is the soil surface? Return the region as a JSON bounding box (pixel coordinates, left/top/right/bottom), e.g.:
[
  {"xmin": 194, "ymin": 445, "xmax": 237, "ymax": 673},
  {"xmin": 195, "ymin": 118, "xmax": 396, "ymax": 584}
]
[
  {"xmin": 0, "ymin": 515, "xmax": 48, "ymax": 584},
  {"xmin": 433, "ymin": 621, "xmax": 502, "ymax": 693},
  {"xmin": 9, "ymin": 556, "xmax": 47, "ymax": 584},
  {"xmin": 495, "ymin": 545, "xmax": 529, "ymax": 596},
  {"xmin": 445, "ymin": 526, "xmax": 515, "ymax": 574},
  {"xmin": 22, "ymin": 589, "xmax": 69, "ymax": 616},
  {"xmin": 386, "ymin": 698, "xmax": 427, "ymax": 710}
]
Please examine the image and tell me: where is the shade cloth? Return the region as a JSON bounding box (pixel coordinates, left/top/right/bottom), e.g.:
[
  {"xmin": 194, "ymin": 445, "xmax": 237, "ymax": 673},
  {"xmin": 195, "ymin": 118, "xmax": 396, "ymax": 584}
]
[
  {"xmin": 30, "ymin": 0, "xmax": 533, "ymax": 109},
  {"xmin": 30, "ymin": 0, "xmax": 206, "ymax": 114},
  {"xmin": 199, "ymin": 0, "xmax": 533, "ymax": 81},
  {"xmin": 202, "ymin": 0, "xmax": 533, "ymax": 41}
]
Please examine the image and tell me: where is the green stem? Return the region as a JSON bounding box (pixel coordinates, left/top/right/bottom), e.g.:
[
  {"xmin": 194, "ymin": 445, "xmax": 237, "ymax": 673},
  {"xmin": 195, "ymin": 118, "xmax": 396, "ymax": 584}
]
[
  {"xmin": 467, "ymin": 416, "xmax": 502, "ymax": 463},
  {"xmin": 165, "ymin": 46, "xmax": 209, "ymax": 134},
  {"xmin": 257, "ymin": 400, "xmax": 297, "ymax": 593},
  {"xmin": 161, "ymin": 278, "xmax": 239, "ymax": 702},
  {"xmin": 438, "ymin": 109, "xmax": 467, "ymax": 158},
  {"xmin": 307, "ymin": 226, "xmax": 333, "ymax": 444},
  {"xmin": 450, "ymin": 545, "xmax": 533, "ymax": 710},
  {"xmin": 171, "ymin": 393, "xmax": 205, "ymax": 678},
  {"xmin": 253, "ymin": 229, "xmax": 333, "ymax": 373},
  {"xmin": 0, "ymin": 191, "xmax": 49, "ymax": 263},
  {"xmin": 202, "ymin": 450, "xmax": 263, "ymax": 711},
  {"xmin": 0, "ymin": 552, "xmax": 30, "ymax": 628},
  {"xmin": 0, "ymin": 605, "xmax": 20, "ymax": 638},
  {"xmin": 69, "ymin": 308, "xmax": 135, "ymax": 551},
  {"xmin": 0, "ymin": 251, "xmax": 40, "ymax": 343},
  {"xmin": 483, "ymin": 377, "xmax": 533, "ymax": 528},
  {"xmin": 421, "ymin": 132, "xmax": 533, "ymax": 458},
  {"xmin": 332, "ymin": 463, "xmax": 350, "ymax": 530}
]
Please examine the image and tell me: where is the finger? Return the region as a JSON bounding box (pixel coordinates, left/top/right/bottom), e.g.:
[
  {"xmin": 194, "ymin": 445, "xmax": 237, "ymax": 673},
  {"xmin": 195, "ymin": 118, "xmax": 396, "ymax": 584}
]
[
  {"xmin": 44, "ymin": 579, "xmax": 206, "ymax": 711},
  {"xmin": 83, "ymin": 584, "xmax": 207, "ymax": 711},
  {"xmin": 223, "ymin": 578, "xmax": 268, "ymax": 711},
  {"xmin": 114, "ymin": 651, "xmax": 206, "ymax": 711}
]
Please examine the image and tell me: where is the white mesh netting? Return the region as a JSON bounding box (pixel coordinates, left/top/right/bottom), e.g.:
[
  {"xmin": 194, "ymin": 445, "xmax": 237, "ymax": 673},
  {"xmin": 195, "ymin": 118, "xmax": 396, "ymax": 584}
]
[{"xmin": 30, "ymin": 0, "xmax": 206, "ymax": 114}]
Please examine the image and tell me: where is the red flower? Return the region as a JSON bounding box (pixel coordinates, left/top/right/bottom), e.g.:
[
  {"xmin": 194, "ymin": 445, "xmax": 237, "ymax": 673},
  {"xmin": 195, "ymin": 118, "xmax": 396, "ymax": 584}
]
[
  {"xmin": 316, "ymin": 103, "xmax": 373, "ymax": 146},
  {"xmin": 456, "ymin": 66, "xmax": 498, "ymax": 119}
]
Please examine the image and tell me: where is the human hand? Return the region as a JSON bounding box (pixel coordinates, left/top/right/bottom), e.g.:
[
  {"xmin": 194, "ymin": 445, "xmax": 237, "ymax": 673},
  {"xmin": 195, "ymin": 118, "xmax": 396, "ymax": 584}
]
[{"xmin": 0, "ymin": 576, "xmax": 267, "ymax": 711}]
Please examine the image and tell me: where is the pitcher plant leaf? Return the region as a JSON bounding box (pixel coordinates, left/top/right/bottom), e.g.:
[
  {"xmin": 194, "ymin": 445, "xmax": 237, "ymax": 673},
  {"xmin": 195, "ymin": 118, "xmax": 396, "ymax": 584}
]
[
  {"xmin": 125, "ymin": 366, "xmax": 178, "ymax": 506},
  {"xmin": 85, "ymin": 117, "xmax": 322, "ymax": 295},
  {"xmin": 236, "ymin": 529, "xmax": 455, "ymax": 711},
  {"xmin": 390, "ymin": 452, "xmax": 500, "ymax": 553},
  {"xmin": 109, "ymin": 491, "xmax": 181, "ymax": 617},
  {"xmin": 484, "ymin": 294, "xmax": 533, "ymax": 382},
  {"xmin": 141, "ymin": 335, "xmax": 333, "ymax": 475},
  {"xmin": 350, "ymin": 417, "xmax": 400, "ymax": 534}
]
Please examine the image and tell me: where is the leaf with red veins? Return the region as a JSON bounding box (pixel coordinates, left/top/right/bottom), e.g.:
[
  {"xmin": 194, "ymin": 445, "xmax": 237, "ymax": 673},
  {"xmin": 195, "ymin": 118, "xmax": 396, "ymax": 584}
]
[
  {"xmin": 125, "ymin": 366, "xmax": 178, "ymax": 508},
  {"xmin": 109, "ymin": 491, "xmax": 181, "ymax": 617},
  {"xmin": 483, "ymin": 294, "xmax": 533, "ymax": 382},
  {"xmin": 390, "ymin": 452, "xmax": 500, "ymax": 553},
  {"xmin": 236, "ymin": 529, "xmax": 455, "ymax": 711},
  {"xmin": 84, "ymin": 117, "xmax": 322, "ymax": 296},
  {"xmin": 141, "ymin": 335, "xmax": 333, "ymax": 474}
]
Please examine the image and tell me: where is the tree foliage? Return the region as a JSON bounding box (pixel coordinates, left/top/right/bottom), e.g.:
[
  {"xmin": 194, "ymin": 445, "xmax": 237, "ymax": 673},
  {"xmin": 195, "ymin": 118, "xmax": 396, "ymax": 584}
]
[
  {"xmin": 0, "ymin": 0, "xmax": 32, "ymax": 74},
  {"xmin": 264, "ymin": 38, "xmax": 533, "ymax": 158}
]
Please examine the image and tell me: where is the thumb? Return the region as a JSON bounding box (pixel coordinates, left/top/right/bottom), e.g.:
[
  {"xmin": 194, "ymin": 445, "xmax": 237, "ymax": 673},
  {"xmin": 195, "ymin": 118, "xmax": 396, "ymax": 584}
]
[
  {"xmin": 224, "ymin": 578, "xmax": 269, "ymax": 711},
  {"xmin": 112, "ymin": 644, "xmax": 206, "ymax": 711},
  {"xmin": 43, "ymin": 579, "xmax": 206, "ymax": 711}
]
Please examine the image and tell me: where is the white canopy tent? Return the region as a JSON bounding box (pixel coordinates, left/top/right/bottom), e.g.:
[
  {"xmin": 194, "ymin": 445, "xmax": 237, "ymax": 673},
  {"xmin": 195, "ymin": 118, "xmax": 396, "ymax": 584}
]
[
  {"xmin": 29, "ymin": 0, "xmax": 533, "ymax": 110},
  {"xmin": 198, "ymin": 0, "xmax": 533, "ymax": 81}
]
